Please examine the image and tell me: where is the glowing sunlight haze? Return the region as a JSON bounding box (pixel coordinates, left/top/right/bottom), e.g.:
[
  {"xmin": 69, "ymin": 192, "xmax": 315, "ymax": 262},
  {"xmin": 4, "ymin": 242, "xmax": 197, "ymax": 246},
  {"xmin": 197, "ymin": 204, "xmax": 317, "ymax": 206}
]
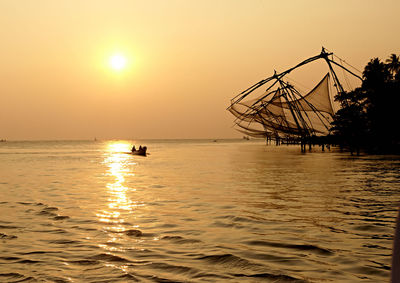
[
  {"xmin": 109, "ymin": 54, "xmax": 127, "ymax": 71},
  {"xmin": 0, "ymin": 0, "xmax": 398, "ymax": 140}
]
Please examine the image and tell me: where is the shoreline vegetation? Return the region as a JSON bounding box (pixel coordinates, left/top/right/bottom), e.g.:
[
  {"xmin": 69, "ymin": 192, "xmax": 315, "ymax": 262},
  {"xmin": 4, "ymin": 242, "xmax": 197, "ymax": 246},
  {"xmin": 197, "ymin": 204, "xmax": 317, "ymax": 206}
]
[{"xmin": 330, "ymin": 54, "xmax": 400, "ymax": 155}]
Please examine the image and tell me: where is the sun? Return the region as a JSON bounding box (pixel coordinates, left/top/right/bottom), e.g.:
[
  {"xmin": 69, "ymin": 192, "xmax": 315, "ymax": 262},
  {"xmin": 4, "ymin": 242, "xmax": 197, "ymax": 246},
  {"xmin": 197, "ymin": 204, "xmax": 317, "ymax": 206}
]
[{"xmin": 109, "ymin": 54, "xmax": 127, "ymax": 71}]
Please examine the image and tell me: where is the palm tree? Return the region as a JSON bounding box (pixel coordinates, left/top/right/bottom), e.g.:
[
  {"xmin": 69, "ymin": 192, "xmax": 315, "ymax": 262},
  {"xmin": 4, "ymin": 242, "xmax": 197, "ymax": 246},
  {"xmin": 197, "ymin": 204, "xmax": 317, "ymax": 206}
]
[
  {"xmin": 362, "ymin": 58, "xmax": 391, "ymax": 89},
  {"xmin": 386, "ymin": 54, "xmax": 400, "ymax": 76}
]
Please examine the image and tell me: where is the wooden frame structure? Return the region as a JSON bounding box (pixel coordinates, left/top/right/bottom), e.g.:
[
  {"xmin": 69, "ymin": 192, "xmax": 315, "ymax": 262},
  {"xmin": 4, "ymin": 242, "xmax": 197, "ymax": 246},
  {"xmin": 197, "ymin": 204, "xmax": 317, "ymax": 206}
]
[{"xmin": 227, "ymin": 47, "xmax": 362, "ymax": 146}]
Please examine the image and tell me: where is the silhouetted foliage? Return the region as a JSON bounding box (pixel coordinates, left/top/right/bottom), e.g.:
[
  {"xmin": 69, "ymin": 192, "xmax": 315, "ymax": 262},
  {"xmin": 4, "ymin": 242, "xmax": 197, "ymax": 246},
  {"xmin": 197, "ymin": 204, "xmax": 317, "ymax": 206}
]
[
  {"xmin": 386, "ymin": 54, "xmax": 400, "ymax": 77},
  {"xmin": 332, "ymin": 55, "xmax": 400, "ymax": 154}
]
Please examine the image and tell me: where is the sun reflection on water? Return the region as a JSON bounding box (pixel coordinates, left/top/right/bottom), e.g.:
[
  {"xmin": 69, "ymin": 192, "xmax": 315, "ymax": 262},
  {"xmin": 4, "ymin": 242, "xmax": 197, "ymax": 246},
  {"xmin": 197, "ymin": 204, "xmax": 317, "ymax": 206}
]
[{"xmin": 97, "ymin": 142, "xmax": 142, "ymax": 240}]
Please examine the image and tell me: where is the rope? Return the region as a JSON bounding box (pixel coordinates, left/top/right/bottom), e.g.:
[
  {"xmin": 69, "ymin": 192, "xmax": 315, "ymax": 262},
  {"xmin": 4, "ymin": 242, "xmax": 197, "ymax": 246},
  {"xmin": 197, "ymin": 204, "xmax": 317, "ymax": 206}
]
[
  {"xmin": 324, "ymin": 47, "xmax": 362, "ymax": 74},
  {"xmin": 339, "ymin": 57, "xmax": 352, "ymax": 90},
  {"xmin": 332, "ymin": 54, "xmax": 362, "ymax": 74},
  {"xmin": 285, "ymin": 75, "xmax": 311, "ymax": 94}
]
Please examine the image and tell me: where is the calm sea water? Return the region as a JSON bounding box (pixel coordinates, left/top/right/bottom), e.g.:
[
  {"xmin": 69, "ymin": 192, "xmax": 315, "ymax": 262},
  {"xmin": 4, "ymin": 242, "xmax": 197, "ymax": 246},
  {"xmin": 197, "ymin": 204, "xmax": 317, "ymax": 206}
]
[{"xmin": 0, "ymin": 139, "xmax": 399, "ymax": 282}]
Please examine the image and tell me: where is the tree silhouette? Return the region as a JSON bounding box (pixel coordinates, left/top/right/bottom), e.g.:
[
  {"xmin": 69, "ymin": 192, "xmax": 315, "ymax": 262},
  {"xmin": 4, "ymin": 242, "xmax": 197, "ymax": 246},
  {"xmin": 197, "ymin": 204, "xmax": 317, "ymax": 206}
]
[
  {"xmin": 386, "ymin": 54, "xmax": 400, "ymax": 77},
  {"xmin": 332, "ymin": 54, "xmax": 400, "ymax": 154}
]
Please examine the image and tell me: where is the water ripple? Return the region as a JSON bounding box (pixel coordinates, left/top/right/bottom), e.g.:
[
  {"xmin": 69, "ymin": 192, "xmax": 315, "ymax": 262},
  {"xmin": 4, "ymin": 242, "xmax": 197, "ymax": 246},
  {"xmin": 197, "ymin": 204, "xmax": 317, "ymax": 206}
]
[
  {"xmin": 0, "ymin": 141, "xmax": 398, "ymax": 282},
  {"xmin": 244, "ymin": 240, "xmax": 334, "ymax": 255}
]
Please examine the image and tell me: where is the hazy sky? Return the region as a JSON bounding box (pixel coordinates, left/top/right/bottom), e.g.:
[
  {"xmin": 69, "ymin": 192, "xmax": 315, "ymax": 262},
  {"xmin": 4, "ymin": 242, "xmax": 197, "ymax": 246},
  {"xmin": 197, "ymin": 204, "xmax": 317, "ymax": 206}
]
[{"xmin": 0, "ymin": 0, "xmax": 399, "ymax": 140}]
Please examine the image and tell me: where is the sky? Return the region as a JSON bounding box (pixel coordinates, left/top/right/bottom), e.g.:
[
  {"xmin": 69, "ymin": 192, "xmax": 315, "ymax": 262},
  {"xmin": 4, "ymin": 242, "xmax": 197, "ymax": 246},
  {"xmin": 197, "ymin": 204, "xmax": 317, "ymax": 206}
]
[{"xmin": 0, "ymin": 0, "xmax": 399, "ymax": 140}]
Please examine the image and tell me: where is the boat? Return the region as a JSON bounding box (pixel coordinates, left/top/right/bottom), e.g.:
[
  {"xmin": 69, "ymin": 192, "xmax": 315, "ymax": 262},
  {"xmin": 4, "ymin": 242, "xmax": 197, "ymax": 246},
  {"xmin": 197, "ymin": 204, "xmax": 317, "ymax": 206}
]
[
  {"xmin": 130, "ymin": 149, "xmax": 147, "ymax": 156},
  {"xmin": 129, "ymin": 145, "xmax": 147, "ymax": 156}
]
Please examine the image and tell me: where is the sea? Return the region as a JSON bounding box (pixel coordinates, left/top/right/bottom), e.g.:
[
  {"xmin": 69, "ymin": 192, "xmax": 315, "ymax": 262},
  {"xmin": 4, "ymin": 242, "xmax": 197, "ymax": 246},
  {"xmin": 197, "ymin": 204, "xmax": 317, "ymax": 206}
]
[{"xmin": 0, "ymin": 139, "xmax": 399, "ymax": 282}]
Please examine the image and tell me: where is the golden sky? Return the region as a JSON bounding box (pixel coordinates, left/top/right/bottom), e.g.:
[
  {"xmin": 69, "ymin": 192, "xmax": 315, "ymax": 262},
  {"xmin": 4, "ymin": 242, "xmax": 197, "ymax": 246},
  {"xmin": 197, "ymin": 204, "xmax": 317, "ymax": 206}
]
[{"xmin": 0, "ymin": 0, "xmax": 399, "ymax": 140}]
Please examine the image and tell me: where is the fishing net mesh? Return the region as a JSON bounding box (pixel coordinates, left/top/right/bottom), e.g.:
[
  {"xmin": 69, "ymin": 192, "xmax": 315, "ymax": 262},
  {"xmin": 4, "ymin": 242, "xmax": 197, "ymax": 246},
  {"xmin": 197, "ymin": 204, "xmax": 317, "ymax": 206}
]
[{"xmin": 228, "ymin": 73, "xmax": 335, "ymax": 138}]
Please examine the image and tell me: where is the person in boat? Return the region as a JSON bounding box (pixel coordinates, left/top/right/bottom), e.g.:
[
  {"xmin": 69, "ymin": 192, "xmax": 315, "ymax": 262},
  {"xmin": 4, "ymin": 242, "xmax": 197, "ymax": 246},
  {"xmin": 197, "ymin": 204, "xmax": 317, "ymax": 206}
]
[
  {"xmin": 131, "ymin": 145, "xmax": 136, "ymax": 152},
  {"xmin": 142, "ymin": 146, "xmax": 147, "ymax": 154}
]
